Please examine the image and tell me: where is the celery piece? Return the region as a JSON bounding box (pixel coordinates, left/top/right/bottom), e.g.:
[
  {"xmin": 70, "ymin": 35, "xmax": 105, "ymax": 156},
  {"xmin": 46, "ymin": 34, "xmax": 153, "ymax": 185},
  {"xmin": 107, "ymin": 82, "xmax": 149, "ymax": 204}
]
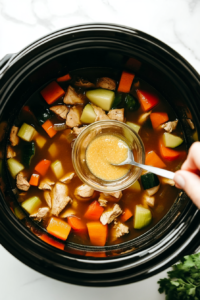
[
  {"xmin": 126, "ymin": 121, "xmax": 141, "ymax": 134},
  {"xmin": 134, "ymin": 205, "xmax": 152, "ymax": 229},
  {"xmin": 163, "ymin": 133, "xmax": 183, "ymax": 148},
  {"xmin": 14, "ymin": 206, "xmax": 25, "ymax": 220},
  {"xmin": 80, "ymin": 104, "xmax": 96, "ymax": 124},
  {"xmin": 51, "ymin": 160, "xmax": 64, "ymax": 179},
  {"xmin": 21, "ymin": 196, "xmax": 42, "ymax": 214},
  {"xmin": 86, "ymin": 89, "xmax": 115, "ymax": 111},
  {"xmin": 18, "ymin": 123, "xmax": 37, "ymax": 142},
  {"xmin": 7, "ymin": 158, "xmax": 24, "ymax": 178}
]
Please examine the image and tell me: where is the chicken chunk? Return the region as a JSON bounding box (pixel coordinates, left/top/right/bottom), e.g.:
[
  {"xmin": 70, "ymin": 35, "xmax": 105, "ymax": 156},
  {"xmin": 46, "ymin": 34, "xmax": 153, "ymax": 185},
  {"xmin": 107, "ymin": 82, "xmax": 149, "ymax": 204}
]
[
  {"xmin": 109, "ymin": 191, "xmax": 123, "ymax": 199},
  {"xmin": 143, "ymin": 194, "xmax": 155, "ymax": 207},
  {"xmin": 44, "ymin": 191, "xmax": 52, "ymax": 208},
  {"xmin": 30, "ymin": 207, "xmax": 50, "ymax": 222},
  {"xmin": 63, "ymin": 86, "xmax": 85, "ymax": 105},
  {"xmin": 38, "ymin": 178, "xmax": 55, "ymax": 191},
  {"xmin": 16, "ymin": 172, "xmax": 30, "ymax": 191},
  {"xmin": 146, "ymin": 184, "xmax": 160, "ymax": 196},
  {"xmin": 51, "ymin": 182, "xmax": 72, "ymax": 216},
  {"xmin": 75, "ymin": 79, "xmax": 95, "ymax": 88},
  {"xmin": 138, "ymin": 111, "xmax": 151, "ymax": 124},
  {"xmin": 96, "ymin": 77, "xmax": 116, "ymax": 90},
  {"xmin": 161, "ymin": 120, "xmax": 178, "ymax": 132},
  {"xmin": 72, "ymin": 127, "xmax": 85, "ymax": 137},
  {"xmin": 98, "ymin": 197, "xmax": 108, "ymax": 207},
  {"xmin": 111, "ymin": 221, "xmax": 129, "ymax": 240},
  {"xmin": 102, "ymin": 191, "xmax": 123, "ymax": 202},
  {"xmin": 100, "ymin": 204, "xmax": 123, "ymax": 225},
  {"xmin": 66, "ymin": 105, "xmax": 83, "ymax": 128},
  {"xmin": 50, "ymin": 105, "xmax": 69, "ymax": 119},
  {"xmin": 74, "ymin": 184, "xmax": 95, "ymax": 201},
  {"xmin": 186, "ymin": 119, "xmax": 195, "ymax": 130},
  {"xmin": 160, "ymin": 178, "xmax": 175, "ymax": 186},
  {"xmin": 10, "ymin": 126, "xmax": 19, "ymax": 146},
  {"xmin": 59, "ymin": 172, "xmax": 75, "ymax": 184},
  {"xmin": 108, "ymin": 108, "xmax": 125, "ymax": 122},
  {"xmin": 91, "ymin": 104, "xmax": 110, "ymax": 121},
  {"xmin": 7, "ymin": 145, "xmax": 16, "ymax": 158}
]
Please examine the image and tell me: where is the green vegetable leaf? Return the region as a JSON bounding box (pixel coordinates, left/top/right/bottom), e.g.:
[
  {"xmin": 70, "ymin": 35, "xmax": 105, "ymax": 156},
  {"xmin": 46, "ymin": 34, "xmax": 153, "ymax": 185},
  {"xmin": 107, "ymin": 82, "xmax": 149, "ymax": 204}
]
[
  {"xmin": 112, "ymin": 93, "xmax": 123, "ymax": 109},
  {"xmin": 158, "ymin": 252, "xmax": 200, "ymax": 300},
  {"xmin": 124, "ymin": 94, "xmax": 140, "ymax": 111}
]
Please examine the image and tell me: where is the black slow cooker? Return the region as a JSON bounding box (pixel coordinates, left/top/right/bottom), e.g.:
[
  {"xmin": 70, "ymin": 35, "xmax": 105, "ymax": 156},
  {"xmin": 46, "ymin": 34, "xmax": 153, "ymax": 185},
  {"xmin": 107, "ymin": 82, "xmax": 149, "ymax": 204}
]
[{"xmin": 0, "ymin": 24, "xmax": 200, "ymax": 286}]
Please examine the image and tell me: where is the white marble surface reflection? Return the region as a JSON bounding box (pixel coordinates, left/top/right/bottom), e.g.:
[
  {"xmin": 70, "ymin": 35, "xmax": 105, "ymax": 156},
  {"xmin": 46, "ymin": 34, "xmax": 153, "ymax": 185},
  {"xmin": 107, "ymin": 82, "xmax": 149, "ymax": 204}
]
[
  {"xmin": 0, "ymin": 0, "xmax": 200, "ymax": 73},
  {"xmin": 0, "ymin": 0, "xmax": 199, "ymax": 299}
]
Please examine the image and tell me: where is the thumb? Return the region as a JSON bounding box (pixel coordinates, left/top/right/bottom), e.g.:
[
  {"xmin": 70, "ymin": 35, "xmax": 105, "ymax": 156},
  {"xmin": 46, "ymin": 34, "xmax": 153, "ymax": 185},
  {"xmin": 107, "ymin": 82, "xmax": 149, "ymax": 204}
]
[{"xmin": 174, "ymin": 170, "xmax": 200, "ymax": 209}]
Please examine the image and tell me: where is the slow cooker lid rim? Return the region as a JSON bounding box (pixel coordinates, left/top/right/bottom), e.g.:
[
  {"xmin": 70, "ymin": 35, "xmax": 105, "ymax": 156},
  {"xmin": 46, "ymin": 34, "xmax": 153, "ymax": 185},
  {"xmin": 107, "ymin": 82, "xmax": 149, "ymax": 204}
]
[{"xmin": 1, "ymin": 23, "xmax": 199, "ymax": 82}]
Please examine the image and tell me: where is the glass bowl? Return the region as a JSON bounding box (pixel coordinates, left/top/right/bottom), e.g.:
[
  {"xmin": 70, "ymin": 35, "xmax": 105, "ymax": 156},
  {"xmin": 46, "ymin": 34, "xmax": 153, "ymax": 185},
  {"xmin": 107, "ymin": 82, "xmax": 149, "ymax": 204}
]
[{"xmin": 72, "ymin": 120, "xmax": 145, "ymax": 192}]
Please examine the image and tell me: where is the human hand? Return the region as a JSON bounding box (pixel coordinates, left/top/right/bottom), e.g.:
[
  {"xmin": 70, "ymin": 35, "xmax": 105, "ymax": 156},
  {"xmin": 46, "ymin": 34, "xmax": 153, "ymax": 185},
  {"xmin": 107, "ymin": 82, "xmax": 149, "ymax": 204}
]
[{"xmin": 174, "ymin": 142, "xmax": 200, "ymax": 209}]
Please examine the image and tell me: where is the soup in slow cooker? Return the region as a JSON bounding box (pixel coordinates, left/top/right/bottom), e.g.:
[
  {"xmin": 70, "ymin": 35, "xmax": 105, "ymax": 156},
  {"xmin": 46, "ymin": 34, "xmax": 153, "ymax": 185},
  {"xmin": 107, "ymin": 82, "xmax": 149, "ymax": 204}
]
[{"xmin": 6, "ymin": 69, "xmax": 187, "ymax": 248}]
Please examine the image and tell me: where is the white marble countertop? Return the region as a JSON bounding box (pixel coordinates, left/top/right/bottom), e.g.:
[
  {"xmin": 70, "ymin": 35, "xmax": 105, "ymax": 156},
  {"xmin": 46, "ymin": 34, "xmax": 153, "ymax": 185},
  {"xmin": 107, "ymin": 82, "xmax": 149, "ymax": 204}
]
[{"xmin": 0, "ymin": 0, "xmax": 199, "ymax": 299}]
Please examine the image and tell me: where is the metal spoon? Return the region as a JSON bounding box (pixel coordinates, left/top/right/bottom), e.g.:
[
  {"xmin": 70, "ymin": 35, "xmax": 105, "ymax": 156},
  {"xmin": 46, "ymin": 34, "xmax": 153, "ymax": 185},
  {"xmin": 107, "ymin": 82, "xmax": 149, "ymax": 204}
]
[{"xmin": 111, "ymin": 148, "xmax": 175, "ymax": 180}]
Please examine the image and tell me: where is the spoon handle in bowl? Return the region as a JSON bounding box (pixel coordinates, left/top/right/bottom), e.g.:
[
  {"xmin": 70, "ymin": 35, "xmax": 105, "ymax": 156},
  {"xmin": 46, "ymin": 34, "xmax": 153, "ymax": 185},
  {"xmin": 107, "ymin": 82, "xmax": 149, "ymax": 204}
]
[{"xmin": 133, "ymin": 161, "xmax": 175, "ymax": 180}]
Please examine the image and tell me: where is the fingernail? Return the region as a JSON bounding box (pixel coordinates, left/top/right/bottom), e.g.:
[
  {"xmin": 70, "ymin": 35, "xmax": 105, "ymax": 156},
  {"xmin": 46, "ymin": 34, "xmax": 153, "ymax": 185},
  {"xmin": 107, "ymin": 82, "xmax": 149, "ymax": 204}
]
[{"xmin": 174, "ymin": 175, "xmax": 185, "ymax": 189}]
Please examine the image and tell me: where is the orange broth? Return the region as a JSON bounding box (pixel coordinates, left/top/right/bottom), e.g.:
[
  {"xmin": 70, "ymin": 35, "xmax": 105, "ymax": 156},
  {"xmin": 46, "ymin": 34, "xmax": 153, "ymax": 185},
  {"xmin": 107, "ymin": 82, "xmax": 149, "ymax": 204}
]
[{"xmin": 8, "ymin": 71, "xmax": 187, "ymax": 247}]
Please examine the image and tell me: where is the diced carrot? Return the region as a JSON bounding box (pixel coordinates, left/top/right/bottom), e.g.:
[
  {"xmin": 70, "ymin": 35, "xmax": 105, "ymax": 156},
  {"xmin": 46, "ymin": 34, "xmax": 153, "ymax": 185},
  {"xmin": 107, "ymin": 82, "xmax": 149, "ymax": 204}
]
[
  {"xmin": 67, "ymin": 216, "xmax": 87, "ymax": 234},
  {"xmin": 150, "ymin": 112, "xmax": 169, "ymax": 129},
  {"xmin": 29, "ymin": 173, "xmax": 40, "ymax": 186},
  {"xmin": 84, "ymin": 201, "xmax": 104, "ymax": 221},
  {"xmin": 85, "ymin": 251, "xmax": 106, "ymax": 257},
  {"xmin": 87, "ymin": 222, "xmax": 108, "ymax": 246},
  {"xmin": 117, "ymin": 71, "xmax": 135, "ymax": 93},
  {"xmin": 159, "ymin": 139, "xmax": 183, "ymax": 161},
  {"xmin": 57, "ymin": 73, "xmax": 71, "ymax": 82},
  {"xmin": 120, "ymin": 208, "xmax": 133, "ymax": 223},
  {"xmin": 42, "ymin": 120, "xmax": 57, "ymax": 138},
  {"xmin": 47, "ymin": 217, "xmax": 71, "ymax": 241},
  {"xmin": 145, "ymin": 151, "xmax": 166, "ymax": 168},
  {"xmin": 34, "ymin": 159, "xmax": 51, "ymax": 176},
  {"xmin": 40, "ymin": 234, "xmax": 65, "ymax": 250},
  {"xmin": 40, "ymin": 81, "xmax": 65, "ymax": 105},
  {"xmin": 136, "ymin": 90, "xmax": 159, "ymax": 111}
]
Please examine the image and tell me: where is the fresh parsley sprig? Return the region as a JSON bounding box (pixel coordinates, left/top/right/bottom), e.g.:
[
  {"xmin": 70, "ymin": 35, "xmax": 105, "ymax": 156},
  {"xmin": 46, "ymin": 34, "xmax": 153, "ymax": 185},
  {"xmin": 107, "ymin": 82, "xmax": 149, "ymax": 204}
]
[{"xmin": 158, "ymin": 252, "xmax": 200, "ymax": 300}]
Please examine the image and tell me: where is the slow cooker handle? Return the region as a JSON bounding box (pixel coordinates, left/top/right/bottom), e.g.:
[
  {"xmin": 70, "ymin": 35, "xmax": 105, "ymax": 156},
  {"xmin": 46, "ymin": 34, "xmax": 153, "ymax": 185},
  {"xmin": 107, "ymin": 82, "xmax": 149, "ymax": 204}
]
[{"xmin": 0, "ymin": 53, "xmax": 14, "ymax": 70}]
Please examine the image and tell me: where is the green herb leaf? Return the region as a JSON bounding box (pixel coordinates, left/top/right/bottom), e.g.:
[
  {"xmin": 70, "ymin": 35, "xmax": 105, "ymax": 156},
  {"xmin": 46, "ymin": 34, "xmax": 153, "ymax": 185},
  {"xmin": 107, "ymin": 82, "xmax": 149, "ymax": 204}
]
[{"xmin": 158, "ymin": 252, "xmax": 200, "ymax": 300}]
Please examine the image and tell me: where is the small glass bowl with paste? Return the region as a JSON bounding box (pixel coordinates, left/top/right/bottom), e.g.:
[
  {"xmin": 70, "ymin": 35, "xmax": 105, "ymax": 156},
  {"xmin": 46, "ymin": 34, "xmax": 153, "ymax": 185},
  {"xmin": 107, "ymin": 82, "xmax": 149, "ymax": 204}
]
[{"xmin": 72, "ymin": 120, "xmax": 145, "ymax": 193}]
